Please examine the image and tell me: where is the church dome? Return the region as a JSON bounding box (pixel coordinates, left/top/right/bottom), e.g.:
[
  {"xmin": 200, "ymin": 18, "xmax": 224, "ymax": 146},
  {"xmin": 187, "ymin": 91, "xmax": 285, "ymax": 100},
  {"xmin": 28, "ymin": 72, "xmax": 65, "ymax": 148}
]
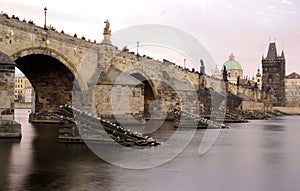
[{"xmin": 222, "ymin": 53, "xmax": 242, "ymax": 70}]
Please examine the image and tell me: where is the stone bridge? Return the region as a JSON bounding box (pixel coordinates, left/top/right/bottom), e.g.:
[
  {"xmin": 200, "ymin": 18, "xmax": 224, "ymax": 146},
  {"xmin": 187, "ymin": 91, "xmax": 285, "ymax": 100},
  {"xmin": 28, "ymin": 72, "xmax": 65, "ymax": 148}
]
[{"xmin": 0, "ymin": 13, "xmax": 264, "ymax": 137}]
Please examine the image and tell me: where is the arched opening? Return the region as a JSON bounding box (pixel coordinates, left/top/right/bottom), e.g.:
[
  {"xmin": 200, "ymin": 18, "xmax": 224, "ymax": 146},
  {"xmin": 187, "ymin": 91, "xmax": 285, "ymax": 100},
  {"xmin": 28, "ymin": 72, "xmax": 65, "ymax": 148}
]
[
  {"xmin": 130, "ymin": 73, "xmax": 155, "ymax": 116},
  {"xmin": 14, "ymin": 54, "xmax": 75, "ymax": 120}
]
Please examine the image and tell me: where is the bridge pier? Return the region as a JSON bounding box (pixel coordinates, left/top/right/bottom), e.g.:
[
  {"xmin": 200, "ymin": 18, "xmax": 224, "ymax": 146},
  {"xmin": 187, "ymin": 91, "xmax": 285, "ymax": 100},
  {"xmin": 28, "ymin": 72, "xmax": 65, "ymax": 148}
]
[{"xmin": 0, "ymin": 51, "xmax": 21, "ymax": 138}]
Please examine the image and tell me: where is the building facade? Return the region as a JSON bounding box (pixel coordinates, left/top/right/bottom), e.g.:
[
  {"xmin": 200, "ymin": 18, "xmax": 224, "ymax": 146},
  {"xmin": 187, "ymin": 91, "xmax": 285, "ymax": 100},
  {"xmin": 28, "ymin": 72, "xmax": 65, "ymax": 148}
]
[
  {"xmin": 14, "ymin": 76, "xmax": 33, "ymax": 103},
  {"xmin": 262, "ymin": 42, "xmax": 286, "ymax": 106},
  {"xmin": 285, "ymin": 72, "xmax": 300, "ymax": 106}
]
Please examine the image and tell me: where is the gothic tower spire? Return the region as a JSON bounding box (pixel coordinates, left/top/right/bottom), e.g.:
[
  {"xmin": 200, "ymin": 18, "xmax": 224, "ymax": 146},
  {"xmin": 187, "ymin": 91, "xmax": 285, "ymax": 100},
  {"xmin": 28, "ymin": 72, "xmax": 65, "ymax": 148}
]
[
  {"xmin": 266, "ymin": 42, "xmax": 277, "ymax": 60},
  {"xmin": 281, "ymin": 50, "xmax": 285, "ymax": 58}
]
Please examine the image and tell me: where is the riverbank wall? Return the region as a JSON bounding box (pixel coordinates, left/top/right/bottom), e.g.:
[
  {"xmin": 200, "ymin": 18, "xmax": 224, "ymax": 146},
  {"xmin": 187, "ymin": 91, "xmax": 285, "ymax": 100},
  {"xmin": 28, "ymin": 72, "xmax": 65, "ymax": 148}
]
[{"xmin": 273, "ymin": 107, "xmax": 300, "ymax": 115}]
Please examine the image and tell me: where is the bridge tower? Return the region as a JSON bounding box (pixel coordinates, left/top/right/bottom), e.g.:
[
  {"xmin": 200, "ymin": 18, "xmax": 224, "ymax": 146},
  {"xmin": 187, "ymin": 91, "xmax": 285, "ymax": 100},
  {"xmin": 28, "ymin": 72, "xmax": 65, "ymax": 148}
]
[{"xmin": 262, "ymin": 41, "xmax": 286, "ymax": 106}]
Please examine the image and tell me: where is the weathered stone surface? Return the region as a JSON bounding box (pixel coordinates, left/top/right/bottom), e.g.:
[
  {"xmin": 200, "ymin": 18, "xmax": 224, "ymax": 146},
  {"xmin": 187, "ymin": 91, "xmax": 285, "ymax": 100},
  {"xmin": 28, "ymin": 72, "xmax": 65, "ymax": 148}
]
[
  {"xmin": 0, "ymin": 50, "xmax": 15, "ymax": 123},
  {"xmin": 0, "ymin": 49, "xmax": 20, "ymax": 137},
  {"xmin": 0, "ymin": 51, "xmax": 15, "ymax": 65},
  {"xmin": 0, "ymin": 120, "xmax": 21, "ymax": 138}
]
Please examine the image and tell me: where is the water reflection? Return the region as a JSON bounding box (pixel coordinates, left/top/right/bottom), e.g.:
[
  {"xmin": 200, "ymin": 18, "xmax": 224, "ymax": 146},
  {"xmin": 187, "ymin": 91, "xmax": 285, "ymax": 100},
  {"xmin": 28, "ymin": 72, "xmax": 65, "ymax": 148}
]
[
  {"xmin": 12, "ymin": 109, "xmax": 116, "ymax": 190},
  {"xmin": 0, "ymin": 139, "xmax": 19, "ymax": 191},
  {"xmin": 0, "ymin": 110, "xmax": 300, "ymax": 191},
  {"xmin": 263, "ymin": 124, "xmax": 285, "ymax": 131}
]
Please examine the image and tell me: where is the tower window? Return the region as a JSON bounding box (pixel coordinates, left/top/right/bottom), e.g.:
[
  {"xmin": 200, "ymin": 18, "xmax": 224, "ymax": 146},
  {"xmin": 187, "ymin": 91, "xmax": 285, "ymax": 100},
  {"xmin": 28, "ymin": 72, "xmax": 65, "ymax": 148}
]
[{"xmin": 268, "ymin": 75, "xmax": 273, "ymax": 83}]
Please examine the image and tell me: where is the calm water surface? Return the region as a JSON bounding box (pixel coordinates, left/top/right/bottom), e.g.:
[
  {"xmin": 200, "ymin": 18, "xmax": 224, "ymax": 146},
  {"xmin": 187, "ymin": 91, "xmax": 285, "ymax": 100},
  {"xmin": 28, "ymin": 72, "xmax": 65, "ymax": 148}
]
[{"xmin": 1, "ymin": 109, "xmax": 300, "ymax": 191}]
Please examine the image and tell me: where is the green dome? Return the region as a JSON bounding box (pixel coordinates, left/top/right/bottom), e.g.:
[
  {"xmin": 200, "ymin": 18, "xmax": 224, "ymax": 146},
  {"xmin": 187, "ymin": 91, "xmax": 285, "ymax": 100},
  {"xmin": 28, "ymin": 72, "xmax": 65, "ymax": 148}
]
[
  {"xmin": 223, "ymin": 60, "xmax": 242, "ymax": 70},
  {"xmin": 222, "ymin": 53, "xmax": 243, "ymax": 70}
]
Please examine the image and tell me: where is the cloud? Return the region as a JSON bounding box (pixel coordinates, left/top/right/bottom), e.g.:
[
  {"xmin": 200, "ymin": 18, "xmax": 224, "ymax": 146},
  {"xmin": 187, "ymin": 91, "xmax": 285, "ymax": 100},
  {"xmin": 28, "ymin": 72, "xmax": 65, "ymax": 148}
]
[{"xmin": 282, "ymin": 0, "xmax": 292, "ymax": 5}]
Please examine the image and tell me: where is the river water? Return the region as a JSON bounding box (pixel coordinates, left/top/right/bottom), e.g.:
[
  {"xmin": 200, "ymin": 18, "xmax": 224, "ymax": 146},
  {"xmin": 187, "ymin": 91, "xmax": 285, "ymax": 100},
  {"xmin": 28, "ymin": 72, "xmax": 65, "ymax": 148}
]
[{"xmin": 1, "ymin": 109, "xmax": 300, "ymax": 191}]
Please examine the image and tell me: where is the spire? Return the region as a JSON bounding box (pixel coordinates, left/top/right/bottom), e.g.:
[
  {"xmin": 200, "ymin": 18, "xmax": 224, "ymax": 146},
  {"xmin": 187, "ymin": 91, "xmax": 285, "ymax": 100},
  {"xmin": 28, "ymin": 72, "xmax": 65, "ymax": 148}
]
[
  {"xmin": 281, "ymin": 50, "xmax": 285, "ymax": 58},
  {"xmin": 266, "ymin": 42, "xmax": 277, "ymax": 60}
]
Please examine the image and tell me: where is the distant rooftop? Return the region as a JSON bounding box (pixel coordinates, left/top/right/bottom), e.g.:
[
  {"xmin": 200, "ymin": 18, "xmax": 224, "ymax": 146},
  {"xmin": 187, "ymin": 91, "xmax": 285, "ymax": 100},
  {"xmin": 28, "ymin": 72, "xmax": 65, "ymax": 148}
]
[{"xmin": 286, "ymin": 72, "xmax": 300, "ymax": 79}]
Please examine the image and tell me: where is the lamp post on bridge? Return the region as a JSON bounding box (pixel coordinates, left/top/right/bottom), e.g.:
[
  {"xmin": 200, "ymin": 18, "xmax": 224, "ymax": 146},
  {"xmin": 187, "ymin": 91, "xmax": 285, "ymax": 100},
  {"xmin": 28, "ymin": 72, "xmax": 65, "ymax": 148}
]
[
  {"xmin": 44, "ymin": 7, "xmax": 47, "ymax": 29},
  {"xmin": 137, "ymin": 41, "xmax": 139, "ymax": 61},
  {"xmin": 137, "ymin": 41, "xmax": 139, "ymax": 55}
]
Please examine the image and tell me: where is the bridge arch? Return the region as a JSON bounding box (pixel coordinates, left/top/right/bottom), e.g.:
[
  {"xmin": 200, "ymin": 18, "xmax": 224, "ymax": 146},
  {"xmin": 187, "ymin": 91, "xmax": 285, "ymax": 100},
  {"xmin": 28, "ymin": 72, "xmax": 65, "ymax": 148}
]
[
  {"xmin": 130, "ymin": 72, "xmax": 156, "ymax": 115},
  {"xmin": 10, "ymin": 47, "xmax": 77, "ymax": 75},
  {"xmin": 130, "ymin": 72, "xmax": 157, "ymax": 96},
  {"xmin": 11, "ymin": 47, "xmax": 78, "ymax": 115},
  {"xmin": 127, "ymin": 68, "xmax": 159, "ymax": 97}
]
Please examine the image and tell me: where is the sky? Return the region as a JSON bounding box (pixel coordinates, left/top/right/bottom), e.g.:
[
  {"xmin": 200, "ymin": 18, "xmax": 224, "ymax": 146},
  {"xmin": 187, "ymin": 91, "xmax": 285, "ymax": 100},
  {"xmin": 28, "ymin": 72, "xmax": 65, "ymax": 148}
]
[{"xmin": 1, "ymin": 0, "xmax": 300, "ymax": 78}]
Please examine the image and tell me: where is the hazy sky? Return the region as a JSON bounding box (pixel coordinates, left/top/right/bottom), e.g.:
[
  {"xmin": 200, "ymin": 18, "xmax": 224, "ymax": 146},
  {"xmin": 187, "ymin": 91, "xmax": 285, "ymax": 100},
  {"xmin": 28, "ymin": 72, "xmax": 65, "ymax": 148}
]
[{"xmin": 2, "ymin": 0, "xmax": 300, "ymax": 77}]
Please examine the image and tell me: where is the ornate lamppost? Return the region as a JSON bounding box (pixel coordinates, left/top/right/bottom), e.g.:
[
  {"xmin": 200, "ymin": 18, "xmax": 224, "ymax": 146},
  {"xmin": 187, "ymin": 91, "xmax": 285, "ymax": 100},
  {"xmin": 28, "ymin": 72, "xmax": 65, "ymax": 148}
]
[
  {"xmin": 44, "ymin": 7, "xmax": 47, "ymax": 29},
  {"xmin": 137, "ymin": 41, "xmax": 139, "ymax": 55}
]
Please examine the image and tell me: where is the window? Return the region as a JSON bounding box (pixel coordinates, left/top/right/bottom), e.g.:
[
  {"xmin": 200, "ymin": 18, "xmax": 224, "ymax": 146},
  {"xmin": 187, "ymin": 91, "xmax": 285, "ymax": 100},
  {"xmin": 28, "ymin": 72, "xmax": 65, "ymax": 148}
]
[{"xmin": 268, "ymin": 75, "xmax": 273, "ymax": 83}]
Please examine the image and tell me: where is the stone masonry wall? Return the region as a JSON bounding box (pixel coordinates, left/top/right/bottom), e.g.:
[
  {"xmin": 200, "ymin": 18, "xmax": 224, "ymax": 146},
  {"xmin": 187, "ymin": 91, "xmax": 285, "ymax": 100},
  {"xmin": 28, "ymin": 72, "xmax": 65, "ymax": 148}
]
[
  {"xmin": 0, "ymin": 14, "xmax": 94, "ymax": 70},
  {"xmin": 94, "ymin": 84, "xmax": 144, "ymax": 116},
  {"xmin": 0, "ymin": 63, "xmax": 15, "ymax": 121}
]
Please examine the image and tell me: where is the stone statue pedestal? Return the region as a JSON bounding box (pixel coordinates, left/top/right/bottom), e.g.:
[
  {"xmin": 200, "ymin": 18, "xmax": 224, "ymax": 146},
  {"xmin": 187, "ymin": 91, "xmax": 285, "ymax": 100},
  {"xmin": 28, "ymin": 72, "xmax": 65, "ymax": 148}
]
[{"xmin": 102, "ymin": 33, "xmax": 111, "ymax": 44}]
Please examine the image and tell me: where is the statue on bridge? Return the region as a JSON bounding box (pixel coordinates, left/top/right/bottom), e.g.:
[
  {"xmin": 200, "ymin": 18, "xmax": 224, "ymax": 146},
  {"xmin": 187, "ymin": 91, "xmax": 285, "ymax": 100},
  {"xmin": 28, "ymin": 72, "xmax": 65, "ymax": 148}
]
[
  {"xmin": 103, "ymin": 20, "xmax": 111, "ymax": 35},
  {"xmin": 200, "ymin": 59, "xmax": 205, "ymax": 75},
  {"xmin": 222, "ymin": 66, "xmax": 228, "ymax": 82},
  {"xmin": 237, "ymin": 75, "xmax": 240, "ymax": 87}
]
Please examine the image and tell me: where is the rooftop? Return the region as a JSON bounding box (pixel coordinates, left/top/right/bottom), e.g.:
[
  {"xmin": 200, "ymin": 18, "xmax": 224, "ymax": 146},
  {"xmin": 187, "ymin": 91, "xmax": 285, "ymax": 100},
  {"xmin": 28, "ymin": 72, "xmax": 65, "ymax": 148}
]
[{"xmin": 286, "ymin": 72, "xmax": 300, "ymax": 79}]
